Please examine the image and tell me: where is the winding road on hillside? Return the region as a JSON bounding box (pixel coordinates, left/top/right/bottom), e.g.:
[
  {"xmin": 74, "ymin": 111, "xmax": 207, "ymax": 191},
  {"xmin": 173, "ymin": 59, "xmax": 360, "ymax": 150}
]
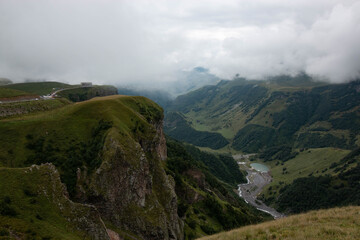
[
  {"xmin": 0, "ymin": 86, "xmax": 83, "ymax": 104},
  {"xmin": 234, "ymin": 154, "xmax": 284, "ymax": 219}
]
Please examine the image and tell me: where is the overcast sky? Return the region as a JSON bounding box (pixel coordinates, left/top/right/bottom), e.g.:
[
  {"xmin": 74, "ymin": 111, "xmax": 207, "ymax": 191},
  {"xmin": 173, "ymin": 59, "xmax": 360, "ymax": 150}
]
[{"xmin": 0, "ymin": 0, "xmax": 359, "ymax": 85}]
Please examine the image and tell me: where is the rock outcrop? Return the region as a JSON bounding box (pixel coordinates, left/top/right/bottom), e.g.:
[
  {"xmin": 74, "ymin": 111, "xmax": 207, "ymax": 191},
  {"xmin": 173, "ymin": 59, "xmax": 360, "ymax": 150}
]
[
  {"xmin": 76, "ymin": 106, "xmax": 183, "ymax": 239},
  {"xmin": 0, "ymin": 95, "xmax": 183, "ymax": 239},
  {"xmin": 20, "ymin": 164, "xmax": 110, "ymax": 239}
]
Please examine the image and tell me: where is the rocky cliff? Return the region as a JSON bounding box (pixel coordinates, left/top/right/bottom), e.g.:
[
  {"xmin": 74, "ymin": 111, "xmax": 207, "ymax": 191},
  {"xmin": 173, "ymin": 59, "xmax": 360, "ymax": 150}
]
[
  {"xmin": 72, "ymin": 97, "xmax": 183, "ymax": 239},
  {"xmin": 0, "ymin": 164, "xmax": 110, "ymax": 239},
  {"xmin": 76, "ymin": 119, "xmax": 183, "ymax": 239},
  {"xmin": 0, "ymin": 95, "xmax": 183, "ymax": 240}
]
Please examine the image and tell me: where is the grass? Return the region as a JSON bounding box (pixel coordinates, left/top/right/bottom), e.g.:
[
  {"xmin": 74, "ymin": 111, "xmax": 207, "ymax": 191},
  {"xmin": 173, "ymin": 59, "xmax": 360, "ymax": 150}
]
[
  {"xmin": 259, "ymin": 148, "xmax": 350, "ymax": 198},
  {"xmin": 198, "ymin": 206, "xmax": 360, "ymax": 240},
  {"xmin": 1, "ymin": 82, "xmax": 72, "ymax": 95},
  {"xmin": 186, "ymin": 104, "xmax": 250, "ymax": 140},
  {"xmin": 0, "ymin": 165, "xmax": 104, "ymax": 239},
  {"xmin": 177, "ymin": 77, "xmax": 318, "ymax": 142},
  {"xmin": 0, "ymin": 98, "xmax": 71, "ymax": 119},
  {"xmin": 196, "ymin": 145, "xmax": 242, "ymax": 155},
  {"xmin": 0, "ymin": 95, "xmax": 161, "ymax": 168},
  {"xmin": 0, "ymin": 95, "xmax": 174, "ymax": 238},
  {"xmin": 0, "ymin": 88, "xmax": 35, "ymax": 99}
]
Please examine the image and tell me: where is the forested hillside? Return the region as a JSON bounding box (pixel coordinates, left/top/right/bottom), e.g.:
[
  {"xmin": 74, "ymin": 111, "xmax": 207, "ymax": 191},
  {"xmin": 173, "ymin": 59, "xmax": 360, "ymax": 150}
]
[
  {"xmin": 166, "ymin": 138, "xmax": 268, "ymax": 239},
  {"xmin": 165, "ymin": 74, "xmax": 360, "ymax": 214},
  {"xmin": 165, "ymin": 75, "xmax": 360, "ymax": 154}
]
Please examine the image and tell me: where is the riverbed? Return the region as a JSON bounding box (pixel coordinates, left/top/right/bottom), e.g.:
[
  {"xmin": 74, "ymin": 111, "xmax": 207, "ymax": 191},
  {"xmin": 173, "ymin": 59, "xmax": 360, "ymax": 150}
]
[{"xmin": 235, "ymin": 157, "xmax": 284, "ymax": 219}]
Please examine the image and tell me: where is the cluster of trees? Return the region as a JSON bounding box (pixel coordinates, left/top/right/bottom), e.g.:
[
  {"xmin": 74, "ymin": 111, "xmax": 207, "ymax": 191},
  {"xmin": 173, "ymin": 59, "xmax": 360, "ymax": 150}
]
[
  {"xmin": 273, "ymin": 148, "xmax": 360, "ymax": 213},
  {"xmin": 258, "ymin": 145, "xmax": 298, "ymax": 162},
  {"xmin": 58, "ymin": 86, "xmax": 118, "ymax": 102},
  {"xmin": 234, "ymin": 81, "xmax": 360, "ymax": 154},
  {"xmin": 164, "ymin": 112, "xmax": 229, "ymax": 149},
  {"xmin": 0, "ymin": 196, "xmax": 17, "ymax": 217}
]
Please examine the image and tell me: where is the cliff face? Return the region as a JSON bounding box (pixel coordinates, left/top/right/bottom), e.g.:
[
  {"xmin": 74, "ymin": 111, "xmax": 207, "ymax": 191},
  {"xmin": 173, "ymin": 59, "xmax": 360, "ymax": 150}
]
[
  {"xmin": 0, "ymin": 95, "xmax": 183, "ymax": 239},
  {"xmin": 35, "ymin": 164, "xmax": 110, "ymax": 240},
  {"xmin": 0, "ymin": 164, "xmax": 110, "ymax": 240},
  {"xmin": 0, "ymin": 98, "xmax": 70, "ymax": 118},
  {"xmin": 76, "ymin": 104, "xmax": 183, "ymax": 239}
]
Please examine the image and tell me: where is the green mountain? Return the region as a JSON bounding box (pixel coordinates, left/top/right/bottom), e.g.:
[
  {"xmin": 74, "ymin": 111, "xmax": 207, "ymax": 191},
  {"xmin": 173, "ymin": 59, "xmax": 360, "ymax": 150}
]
[
  {"xmin": 0, "ymin": 95, "xmax": 183, "ymax": 239},
  {"xmin": 165, "ymin": 74, "xmax": 360, "ymax": 213},
  {"xmin": 0, "ymin": 94, "xmax": 266, "ymax": 239},
  {"xmin": 165, "ymin": 112, "xmax": 229, "ymax": 150},
  {"xmin": 0, "ymin": 87, "xmax": 37, "ymax": 99},
  {"xmin": 166, "ymin": 138, "xmax": 269, "ymax": 239},
  {"xmin": 264, "ymin": 147, "xmax": 360, "ymax": 214},
  {"xmin": 1, "ymin": 82, "xmax": 72, "ymax": 95},
  {"xmin": 0, "ymin": 81, "xmax": 118, "ymax": 101},
  {"xmin": 166, "ymin": 74, "xmax": 360, "ymax": 152},
  {"xmin": 0, "ymin": 82, "xmax": 118, "ymax": 119}
]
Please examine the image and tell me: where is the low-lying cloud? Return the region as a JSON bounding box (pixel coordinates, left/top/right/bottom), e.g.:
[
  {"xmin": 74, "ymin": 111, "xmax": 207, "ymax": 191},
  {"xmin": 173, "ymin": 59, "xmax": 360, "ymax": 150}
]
[{"xmin": 0, "ymin": 0, "xmax": 359, "ymax": 85}]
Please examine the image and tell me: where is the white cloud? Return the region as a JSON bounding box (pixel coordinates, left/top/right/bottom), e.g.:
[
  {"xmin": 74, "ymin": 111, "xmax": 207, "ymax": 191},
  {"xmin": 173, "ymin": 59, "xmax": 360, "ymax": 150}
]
[{"xmin": 0, "ymin": 0, "xmax": 359, "ymax": 85}]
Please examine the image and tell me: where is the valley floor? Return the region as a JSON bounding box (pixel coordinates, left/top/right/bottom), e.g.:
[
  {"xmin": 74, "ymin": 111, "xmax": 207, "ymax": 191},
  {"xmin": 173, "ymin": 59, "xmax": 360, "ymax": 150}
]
[
  {"xmin": 237, "ymin": 160, "xmax": 284, "ymax": 219},
  {"xmin": 197, "ymin": 206, "xmax": 360, "ymax": 240}
]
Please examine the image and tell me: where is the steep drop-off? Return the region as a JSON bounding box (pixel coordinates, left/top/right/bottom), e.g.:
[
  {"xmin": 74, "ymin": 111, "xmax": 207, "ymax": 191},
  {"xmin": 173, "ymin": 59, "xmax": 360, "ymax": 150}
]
[
  {"xmin": 0, "ymin": 164, "xmax": 109, "ymax": 239},
  {"xmin": 165, "ymin": 138, "xmax": 269, "ymax": 239},
  {"xmin": 0, "ymin": 95, "xmax": 182, "ymax": 240}
]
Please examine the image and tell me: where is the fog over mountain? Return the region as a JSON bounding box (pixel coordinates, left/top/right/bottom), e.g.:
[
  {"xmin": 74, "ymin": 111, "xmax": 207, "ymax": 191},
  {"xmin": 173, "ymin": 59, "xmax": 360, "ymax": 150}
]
[{"xmin": 0, "ymin": 0, "xmax": 359, "ymax": 86}]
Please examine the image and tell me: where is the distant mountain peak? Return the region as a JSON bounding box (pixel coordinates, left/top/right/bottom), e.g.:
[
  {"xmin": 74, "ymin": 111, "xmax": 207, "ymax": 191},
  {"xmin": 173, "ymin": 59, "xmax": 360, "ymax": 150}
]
[{"xmin": 193, "ymin": 66, "xmax": 209, "ymax": 73}]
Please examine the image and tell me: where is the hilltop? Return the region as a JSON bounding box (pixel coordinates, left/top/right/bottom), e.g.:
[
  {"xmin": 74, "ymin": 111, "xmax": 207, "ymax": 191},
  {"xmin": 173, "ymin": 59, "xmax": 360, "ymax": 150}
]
[
  {"xmin": 198, "ymin": 206, "xmax": 360, "ymax": 240},
  {"xmin": 0, "ymin": 81, "xmax": 118, "ymax": 101},
  {"xmin": 1, "ymin": 82, "xmax": 72, "ymax": 96},
  {"xmin": 0, "ymin": 81, "xmax": 118, "ymax": 119}
]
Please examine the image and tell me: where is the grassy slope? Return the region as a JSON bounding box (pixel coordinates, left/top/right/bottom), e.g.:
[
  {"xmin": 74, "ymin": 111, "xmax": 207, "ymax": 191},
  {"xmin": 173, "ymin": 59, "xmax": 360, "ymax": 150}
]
[
  {"xmin": 0, "ymin": 98, "xmax": 71, "ymax": 119},
  {"xmin": 167, "ymin": 77, "xmax": 359, "ymax": 151},
  {"xmin": 0, "ymin": 165, "xmax": 106, "ymax": 239},
  {"xmin": 164, "ymin": 112, "xmax": 229, "ymax": 149},
  {"xmin": 198, "ymin": 206, "xmax": 360, "ymax": 240},
  {"xmin": 1, "ymin": 82, "xmax": 72, "ymax": 95},
  {"xmin": 2, "ymin": 94, "xmax": 258, "ymax": 239},
  {"xmin": 0, "ymin": 88, "xmax": 36, "ymax": 99},
  {"xmin": 259, "ymin": 148, "xmax": 350, "ymax": 199},
  {"xmin": 0, "ymin": 95, "xmax": 161, "ymax": 168},
  {"xmin": 0, "ymin": 95, "xmax": 168, "ymax": 239},
  {"xmin": 174, "ymin": 78, "xmax": 314, "ymax": 140},
  {"xmin": 166, "ymin": 77, "xmax": 360, "ymax": 215}
]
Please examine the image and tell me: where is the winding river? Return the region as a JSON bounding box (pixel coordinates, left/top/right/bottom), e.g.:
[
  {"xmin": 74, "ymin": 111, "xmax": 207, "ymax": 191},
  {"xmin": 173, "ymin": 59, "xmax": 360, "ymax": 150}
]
[{"xmin": 234, "ymin": 154, "xmax": 284, "ymax": 219}]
